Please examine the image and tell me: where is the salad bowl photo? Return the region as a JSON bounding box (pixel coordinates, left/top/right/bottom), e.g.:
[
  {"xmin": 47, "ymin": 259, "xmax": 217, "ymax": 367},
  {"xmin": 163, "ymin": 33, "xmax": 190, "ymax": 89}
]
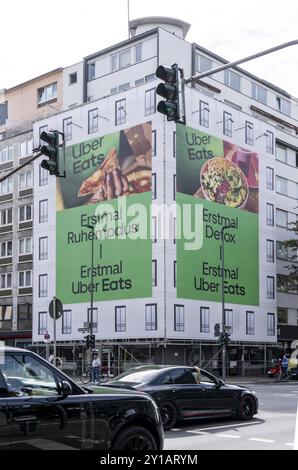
[{"xmin": 200, "ymin": 157, "xmax": 249, "ymax": 209}]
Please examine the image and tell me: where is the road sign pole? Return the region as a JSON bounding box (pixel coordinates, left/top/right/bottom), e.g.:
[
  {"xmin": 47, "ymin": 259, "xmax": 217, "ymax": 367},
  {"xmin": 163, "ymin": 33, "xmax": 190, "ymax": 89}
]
[{"xmin": 53, "ymin": 296, "xmax": 57, "ymax": 368}]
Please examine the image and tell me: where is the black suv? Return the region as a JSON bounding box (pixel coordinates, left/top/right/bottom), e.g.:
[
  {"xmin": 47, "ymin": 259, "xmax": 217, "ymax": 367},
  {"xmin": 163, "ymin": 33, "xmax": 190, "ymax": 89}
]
[{"xmin": 0, "ymin": 347, "xmax": 164, "ymax": 450}]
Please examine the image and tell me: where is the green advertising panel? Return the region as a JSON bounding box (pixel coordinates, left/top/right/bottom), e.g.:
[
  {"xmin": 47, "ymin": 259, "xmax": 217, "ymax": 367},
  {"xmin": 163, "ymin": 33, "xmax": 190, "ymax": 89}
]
[
  {"xmin": 176, "ymin": 124, "xmax": 259, "ymax": 306},
  {"xmin": 56, "ymin": 123, "xmax": 153, "ymax": 303}
]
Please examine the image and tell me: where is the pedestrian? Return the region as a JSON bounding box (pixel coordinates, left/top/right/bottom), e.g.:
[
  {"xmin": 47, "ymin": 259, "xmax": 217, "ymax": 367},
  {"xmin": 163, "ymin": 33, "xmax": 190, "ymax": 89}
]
[
  {"xmin": 48, "ymin": 352, "xmax": 54, "ymax": 363},
  {"xmin": 91, "ymin": 353, "xmax": 101, "ymax": 383},
  {"xmin": 193, "ymin": 365, "xmax": 201, "ymax": 384},
  {"xmin": 281, "ymin": 354, "xmax": 288, "ymax": 376}
]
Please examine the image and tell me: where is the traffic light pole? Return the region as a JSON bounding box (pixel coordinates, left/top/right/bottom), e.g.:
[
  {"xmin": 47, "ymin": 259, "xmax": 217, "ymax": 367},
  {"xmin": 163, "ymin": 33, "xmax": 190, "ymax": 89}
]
[
  {"xmin": 184, "ymin": 39, "xmax": 298, "ymax": 85},
  {"xmin": 0, "ymin": 151, "xmax": 42, "ymax": 184},
  {"xmin": 220, "ymin": 225, "xmax": 232, "ymax": 382}
]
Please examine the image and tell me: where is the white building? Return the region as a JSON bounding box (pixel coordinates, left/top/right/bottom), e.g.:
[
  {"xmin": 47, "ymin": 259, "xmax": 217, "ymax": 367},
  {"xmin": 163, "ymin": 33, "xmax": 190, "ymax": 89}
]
[{"xmin": 32, "ymin": 17, "xmax": 298, "ymax": 375}]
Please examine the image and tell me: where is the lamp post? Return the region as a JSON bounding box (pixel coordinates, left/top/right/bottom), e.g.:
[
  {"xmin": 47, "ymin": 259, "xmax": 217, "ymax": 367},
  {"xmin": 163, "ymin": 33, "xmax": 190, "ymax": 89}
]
[
  {"xmin": 85, "ymin": 224, "xmax": 95, "ymax": 368},
  {"xmin": 220, "ymin": 225, "xmax": 233, "ymax": 382}
]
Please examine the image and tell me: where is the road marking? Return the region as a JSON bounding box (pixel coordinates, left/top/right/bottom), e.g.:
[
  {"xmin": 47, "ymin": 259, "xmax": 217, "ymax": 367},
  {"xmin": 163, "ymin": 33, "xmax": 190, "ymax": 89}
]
[
  {"xmin": 249, "ymin": 438, "xmax": 275, "ymax": 444},
  {"xmin": 217, "ymin": 434, "xmax": 241, "ymax": 439},
  {"xmin": 294, "ymin": 404, "xmax": 298, "ymax": 451},
  {"xmin": 189, "ymin": 421, "xmax": 261, "ymax": 432}
]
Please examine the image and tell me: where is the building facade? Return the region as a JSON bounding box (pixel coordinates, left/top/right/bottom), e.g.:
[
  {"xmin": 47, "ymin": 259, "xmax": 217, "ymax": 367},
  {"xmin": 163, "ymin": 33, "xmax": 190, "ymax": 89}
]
[
  {"xmin": 0, "ymin": 69, "xmax": 63, "ymax": 347},
  {"xmin": 20, "ymin": 17, "xmax": 298, "ymax": 375}
]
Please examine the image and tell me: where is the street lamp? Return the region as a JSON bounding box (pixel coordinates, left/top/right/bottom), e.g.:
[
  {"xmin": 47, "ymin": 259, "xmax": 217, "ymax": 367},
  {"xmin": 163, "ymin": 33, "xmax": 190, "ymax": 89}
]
[
  {"xmin": 220, "ymin": 225, "xmax": 234, "ymax": 382},
  {"xmin": 85, "ymin": 224, "xmax": 95, "ymax": 367}
]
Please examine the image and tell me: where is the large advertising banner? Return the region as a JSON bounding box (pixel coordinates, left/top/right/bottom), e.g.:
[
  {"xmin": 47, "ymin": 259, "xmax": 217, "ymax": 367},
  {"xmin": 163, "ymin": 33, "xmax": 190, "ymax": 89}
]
[
  {"xmin": 56, "ymin": 122, "xmax": 152, "ymax": 303},
  {"xmin": 176, "ymin": 124, "xmax": 259, "ymax": 306}
]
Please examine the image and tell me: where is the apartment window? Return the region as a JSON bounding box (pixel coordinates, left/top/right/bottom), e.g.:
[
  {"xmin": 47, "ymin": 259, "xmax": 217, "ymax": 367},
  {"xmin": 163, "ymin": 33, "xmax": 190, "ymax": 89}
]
[
  {"xmin": 252, "ymin": 83, "xmax": 267, "ymax": 104},
  {"xmin": 69, "ymin": 72, "xmax": 77, "ymax": 85},
  {"xmin": 145, "ymin": 88, "xmax": 156, "ymax": 116},
  {"xmin": 145, "ymin": 74, "xmax": 155, "ymax": 82},
  {"xmin": 62, "ymin": 310, "xmax": 72, "ymax": 334},
  {"xmin": 276, "ymin": 96, "xmax": 291, "ymax": 116},
  {"xmin": 39, "ymin": 237, "xmax": 48, "ymax": 260},
  {"xmin": 0, "ymin": 273, "xmax": 12, "ymax": 290},
  {"xmin": 267, "ymin": 276, "xmax": 275, "ymax": 300},
  {"xmin": 199, "ymin": 101, "xmax": 209, "ymax": 128},
  {"xmin": 152, "ymin": 216, "xmax": 157, "ymax": 243},
  {"xmin": 276, "ymin": 176, "xmax": 287, "ymax": 196},
  {"xmin": 152, "ymin": 259, "xmax": 157, "ymax": 287},
  {"xmin": 0, "ymin": 305, "xmax": 12, "ymax": 330},
  {"xmin": 173, "ymin": 174, "xmax": 176, "ymax": 201},
  {"xmin": 18, "ymin": 304, "xmax": 32, "ymax": 331},
  {"xmin": 19, "ymin": 237, "xmax": 32, "ymax": 255},
  {"xmin": 276, "ymin": 145, "xmax": 287, "ymax": 163},
  {"xmin": 152, "ymin": 130, "xmax": 156, "ymax": 157},
  {"xmin": 174, "ymin": 305, "xmax": 184, "ymax": 332},
  {"xmin": 19, "ymin": 204, "xmax": 32, "ymax": 222},
  {"xmin": 266, "ymin": 131, "xmax": 274, "ymax": 154},
  {"xmin": 145, "ymin": 304, "xmax": 157, "ymax": 331},
  {"xmin": 266, "ymin": 167, "xmax": 274, "ymax": 190},
  {"xmin": 223, "ymin": 111, "xmax": 233, "ymax": 137},
  {"xmin": 245, "ymin": 121, "xmax": 254, "ymax": 146},
  {"xmin": 135, "ymin": 44, "xmax": 142, "ymax": 63},
  {"xmin": 1, "ymin": 177, "xmax": 13, "ymax": 195},
  {"xmin": 119, "ymin": 49, "xmax": 131, "ymax": 68},
  {"xmin": 0, "ymin": 241, "xmax": 12, "ymax": 258},
  {"xmin": 224, "ymin": 309, "xmax": 233, "ymax": 334},
  {"xmin": 87, "ymin": 307, "xmax": 98, "ymax": 333},
  {"xmin": 115, "ymin": 306, "xmax": 126, "ymax": 332},
  {"xmin": 174, "ymin": 261, "xmax": 177, "ymax": 288},
  {"xmin": 88, "ymin": 63, "xmax": 95, "ymax": 81},
  {"xmin": 39, "ymin": 164, "xmax": 48, "ymax": 186},
  {"xmin": 246, "ymin": 311, "xmax": 255, "ymax": 335},
  {"xmin": 63, "ymin": 117, "xmax": 72, "ymax": 141},
  {"xmin": 195, "ymin": 54, "xmax": 212, "ymax": 73},
  {"xmin": 39, "ymin": 274, "xmax": 48, "ymax": 298},
  {"xmin": 267, "ymin": 313, "xmax": 275, "ymax": 336},
  {"xmin": 266, "ymin": 239, "xmax": 274, "ymax": 263},
  {"xmin": 0, "ymin": 102, "xmax": 7, "ymax": 125},
  {"xmin": 19, "ymin": 271, "xmax": 32, "ymax": 288},
  {"xmin": 266, "ymin": 203, "xmax": 274, "ymax": 226},
  {"xmin": 88, "ymin": 109, "xmax": 98, "ymax": 134},
  {"xmin": 152, "ymin": 173, "xmax": 156, "ymax": 200},
  {"xmin": 276, "ymin": 241, "xmax": 287, "ymax": 260},
  {"xmin": 37, "ymin": 82, "xmax": 57, "ymax": 105},
  {"xmin": 276, "ymin": 209, "xmax": 288, "ymax": 228},
  {"xmin": 278, "ymin": 307, "xmax": 288, "ymax": 325},
  {"xmin": 119, "ymin": 83, "xmax": 130, "ymax": 92},
  {"xmin": 135, "ymin": 78, "xmax": 144, "ymax": 86},
  {"xmin": 173, "ymin": 131, "xmax": 176, "ymax": 158},
  {"xmin": 38, "ymin": 312, "xmax": 47, "ymax": 335},
  {"xmin": 224, "ymin": 70, "xmax": 241, "ymax": 92},
  {"xmin": 20, "ymin": 140, "xmax": 33, "ymax": 158},
  {"xmin": 200, "ymin": 307, "xmax": 210, "ymax": 333},
  {"xmin": 1, "ymin": 208, "xmax": 12, "ymax": 226},
  {"xmin": 115, "ymin": 99, "xmax": 126, "ymax": 126},
  {"xmin": 19, "ymin": 170, "xmax": 32, "ymax": 190},
  {"xmin": 39, "ymin": 200, "xmax": 48, "ymax": 223},
  {"xmin": 0, "ymin": 146, "xmax": 13, "ymax": 164}
]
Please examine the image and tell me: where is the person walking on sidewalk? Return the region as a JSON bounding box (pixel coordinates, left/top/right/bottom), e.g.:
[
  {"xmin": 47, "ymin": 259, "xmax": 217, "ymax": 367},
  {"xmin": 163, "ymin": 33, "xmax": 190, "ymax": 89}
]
[{"xmin": 91, "ymin": 353, "xmax": 101, "ymax": 383}]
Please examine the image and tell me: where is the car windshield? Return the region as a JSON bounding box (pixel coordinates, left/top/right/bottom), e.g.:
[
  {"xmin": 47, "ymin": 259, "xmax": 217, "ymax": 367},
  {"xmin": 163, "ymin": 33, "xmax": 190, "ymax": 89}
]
[{"xmin": 113, "ymin": 369, "xmax": 158, "ymax": 385}]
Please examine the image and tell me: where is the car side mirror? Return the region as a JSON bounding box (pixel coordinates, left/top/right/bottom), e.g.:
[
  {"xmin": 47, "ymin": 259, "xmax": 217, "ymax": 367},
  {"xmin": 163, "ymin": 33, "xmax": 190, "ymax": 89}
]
[
  {"xmin": 216, "ymin": 379, "xmax": 224, "ymax": 388},
  {"xmin": 60, "ymin": 381, "xmax": 72, "ymax": 398}
]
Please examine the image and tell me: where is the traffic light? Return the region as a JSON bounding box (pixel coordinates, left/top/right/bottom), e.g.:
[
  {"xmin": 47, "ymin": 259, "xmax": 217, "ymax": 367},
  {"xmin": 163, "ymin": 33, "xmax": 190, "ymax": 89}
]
[
  {"xmin": 89, "ymin": 334, "xmax": 96, "ymax": 349},
  {"xmin": 218, "ymin": 332, "xmax": 230, "ymax": 347},
  {"xmin": 156, "ymin": 64, "xmax": 185, "ymax": 124},
  {"xmin": 40, "ymin": 130, "xmax": 61, "ymax": 176},
  {"xmin": 85, "ymin": 335, "xmax": 90, "ymax": 348}
]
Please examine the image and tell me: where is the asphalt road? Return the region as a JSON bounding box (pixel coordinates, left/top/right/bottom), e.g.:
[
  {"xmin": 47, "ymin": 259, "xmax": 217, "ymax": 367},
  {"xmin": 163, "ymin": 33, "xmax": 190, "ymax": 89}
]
[{"xmin": 164, "ymin": 383, "xmax": 298, "ymax": 450}]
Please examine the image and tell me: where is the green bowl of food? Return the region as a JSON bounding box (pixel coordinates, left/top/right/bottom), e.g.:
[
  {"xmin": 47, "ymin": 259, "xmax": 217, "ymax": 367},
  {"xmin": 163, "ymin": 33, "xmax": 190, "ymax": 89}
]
[{"xmin": 200, "ymin": 157, "xmax": 248, "ymax": 209}]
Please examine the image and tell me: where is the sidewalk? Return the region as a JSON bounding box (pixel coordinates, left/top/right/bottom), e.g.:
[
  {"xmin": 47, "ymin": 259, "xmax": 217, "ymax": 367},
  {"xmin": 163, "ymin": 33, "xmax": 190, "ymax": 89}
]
[{"xmin": 224, "ymin": 376, "xmax": 297, "ymax": 385}]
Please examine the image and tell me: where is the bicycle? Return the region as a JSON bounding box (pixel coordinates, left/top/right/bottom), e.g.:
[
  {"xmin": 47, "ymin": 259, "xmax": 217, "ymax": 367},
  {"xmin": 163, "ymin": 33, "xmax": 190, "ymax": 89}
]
[
  {"xmin": 80, "ymin": 366, "xmax": 109, "ymax": 385},
  {"xmin": 274, "ymin": 368, "xmax": 292, "ymax": 382}
]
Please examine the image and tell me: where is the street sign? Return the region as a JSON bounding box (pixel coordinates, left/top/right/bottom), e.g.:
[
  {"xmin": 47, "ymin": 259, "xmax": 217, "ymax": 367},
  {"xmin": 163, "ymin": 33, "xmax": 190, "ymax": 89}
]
[
  {"xmin": 49, "ymin": 297, "xmax": 63, "ymax": 319},
  {"xmin": 83, "ymin": 322, "xmax": 97, "ymax": 329},
  {"xmin": 78, "ymin": 328, "xmax": 88, "ymax": 332},
  {"xmin": 44, "ymin": 333, "xmax": 50, "ymax": 340},
  {"xmin": 225, "ymin": 325, "xmax": 232, "ymax": 331}
]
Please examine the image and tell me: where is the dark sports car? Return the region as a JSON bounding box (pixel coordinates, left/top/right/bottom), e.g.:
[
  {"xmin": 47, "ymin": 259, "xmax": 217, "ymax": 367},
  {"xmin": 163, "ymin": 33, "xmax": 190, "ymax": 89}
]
[
  {"xmin": 0, "ymin": 347, "xmax": 163, "ymax": 450},
  {"xmin": 105, "ymin": 365, "xmax": 259, "ymax": 430}
]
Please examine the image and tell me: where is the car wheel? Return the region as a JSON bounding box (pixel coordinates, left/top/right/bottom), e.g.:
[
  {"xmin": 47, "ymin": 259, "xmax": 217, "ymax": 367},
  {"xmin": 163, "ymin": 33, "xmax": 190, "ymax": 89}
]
[
  {"xmin": 111, "ymin": 426, "xmax": 157, "ymax": 450},
  {"xmin": 159, "ymin": 401, "xmax": 178, "ymax": 431},
  {"xmin": 237, "ymin": 395, "xmax": 255, "ymax": 420}
]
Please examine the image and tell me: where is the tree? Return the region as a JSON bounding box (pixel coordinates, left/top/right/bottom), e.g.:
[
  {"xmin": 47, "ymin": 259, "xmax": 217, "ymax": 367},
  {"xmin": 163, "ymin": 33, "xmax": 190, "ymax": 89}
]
[{"xmin": 282, "ymin": 219, "xmax": 298, "ymax": 292}]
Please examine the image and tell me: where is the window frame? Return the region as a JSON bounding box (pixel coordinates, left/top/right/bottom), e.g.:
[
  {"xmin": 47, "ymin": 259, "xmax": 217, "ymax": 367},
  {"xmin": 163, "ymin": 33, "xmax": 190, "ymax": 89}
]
[
  {"xmin": 88, "ymin": 108, "xmax": 98, "ymax": 135},
  {"xmin": 174, "ymin": 305, "xmax": 185, "ymax": 332},
  {"xmin": 115, "ymin": 306, "xmax": 126, "ymax": 332},
  {"xmin": 145, "ymin": 304, "xmax": 157, "ymax": 331},
  {"xmin": 200, "ymin": 307, "xmax": 210, "ymax": 333}
]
